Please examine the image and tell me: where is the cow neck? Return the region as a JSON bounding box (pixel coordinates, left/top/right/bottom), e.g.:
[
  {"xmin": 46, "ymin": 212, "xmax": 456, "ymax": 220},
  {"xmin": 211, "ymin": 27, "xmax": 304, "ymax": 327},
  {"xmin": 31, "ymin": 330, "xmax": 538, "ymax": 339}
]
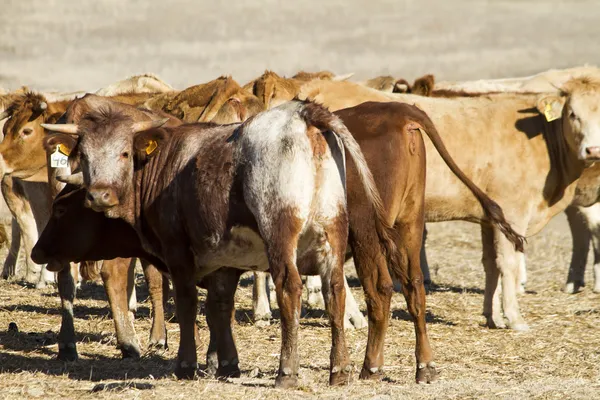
[{"xmin": 542, "ymin": 118, "xmax": 584, "ymax": 206}]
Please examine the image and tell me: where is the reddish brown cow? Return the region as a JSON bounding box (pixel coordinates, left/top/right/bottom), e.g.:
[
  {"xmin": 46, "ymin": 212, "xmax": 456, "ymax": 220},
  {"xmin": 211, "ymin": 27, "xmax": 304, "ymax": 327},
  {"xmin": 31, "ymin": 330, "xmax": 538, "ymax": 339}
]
[{"xmin": 40, "ymin": 100, "xmax": 522, "ymax": 385}]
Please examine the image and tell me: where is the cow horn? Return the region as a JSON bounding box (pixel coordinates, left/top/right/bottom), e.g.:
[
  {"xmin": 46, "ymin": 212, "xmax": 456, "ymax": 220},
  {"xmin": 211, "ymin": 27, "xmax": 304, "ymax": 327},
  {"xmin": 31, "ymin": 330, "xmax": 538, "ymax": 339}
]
[
  {"xmin": 131, "ymin": 118, "xmax": 169, "ymax": 134},
  {"xmin": 0, "ymin": 110, "xmax": 9, "ymax": 121},
  {"xmin": 56, "ymin": 172, "xmax": 84, "ymax": 186},
  {"xmin": 332, "ymin": 73, "xmax": 354, "ymax": 81},
  {"xmin": 40, "ymin": 123, "xmax": 79, "ymax": 134}
]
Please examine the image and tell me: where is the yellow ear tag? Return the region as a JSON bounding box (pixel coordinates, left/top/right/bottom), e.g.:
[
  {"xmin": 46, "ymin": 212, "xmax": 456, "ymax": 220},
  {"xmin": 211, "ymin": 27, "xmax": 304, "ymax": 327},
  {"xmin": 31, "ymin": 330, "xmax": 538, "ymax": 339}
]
[
  {"xmin": 145, "ymin": 140, "xmax": 158, "ymax": 155},
  {"xmin": 57, "ymin": 143, "xmax": 70, "ymax": 156},
  {"xmin": 544, "ymin": 103, "xmax": 560, "ymax": 122}
]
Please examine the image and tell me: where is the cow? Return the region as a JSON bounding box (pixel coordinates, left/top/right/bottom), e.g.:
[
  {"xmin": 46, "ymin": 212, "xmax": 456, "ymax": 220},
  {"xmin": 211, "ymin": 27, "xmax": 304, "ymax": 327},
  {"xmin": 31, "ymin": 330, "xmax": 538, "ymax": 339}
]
[
  {"xmin": 0, "ymin": 91, "xmax": 174, "ymax": 360},
  {"xmin": 243, "ymin": 70, "xmax": 353, "ymax": 110},
  {"xmin": 294, "ymin": 77, "xmax": 600, "ymax": 330},
  {"xmin": 94, "ymin": 73, "xmax": 174, "ymax": 97},
  {"xmin": 144, "ymin": 76, "xmax": 263, "ymax": 124},
  {"xmin": 40, "ymin": 99, "xmax": 395, "ymax": 387},
  {"xmin": 413, "ymin": 67, "xmax": 600, "ymax": 294}
]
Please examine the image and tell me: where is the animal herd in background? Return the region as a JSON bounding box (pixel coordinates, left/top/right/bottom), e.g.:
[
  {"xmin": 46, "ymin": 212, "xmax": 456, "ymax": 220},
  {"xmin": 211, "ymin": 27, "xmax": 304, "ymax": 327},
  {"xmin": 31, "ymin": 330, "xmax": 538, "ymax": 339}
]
[{"xmin": 1, "ymin": 65, "xmax": 600, "ymax": 387}]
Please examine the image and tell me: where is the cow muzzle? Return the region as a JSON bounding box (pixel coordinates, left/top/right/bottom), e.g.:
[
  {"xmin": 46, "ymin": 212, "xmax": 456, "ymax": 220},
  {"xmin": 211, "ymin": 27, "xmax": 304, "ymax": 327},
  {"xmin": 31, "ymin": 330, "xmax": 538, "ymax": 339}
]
[
  {"xmin": 585, "ymin": 146, "xmax": 600, "ymax": 161},
  {"xmin": 85, "ymin": 187, "xmax": 119, "ymax": 211}
]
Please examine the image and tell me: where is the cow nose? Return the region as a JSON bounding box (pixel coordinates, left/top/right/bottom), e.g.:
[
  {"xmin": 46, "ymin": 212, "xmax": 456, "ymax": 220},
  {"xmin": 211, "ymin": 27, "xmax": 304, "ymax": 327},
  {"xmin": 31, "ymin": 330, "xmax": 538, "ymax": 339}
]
[
  {"xmin": 585, "ymin": 146, "xmax": 600, "ymax": 160},
  {"xmin": 86, "ymin": 187, "xmax": 118, "ymax": 209}
]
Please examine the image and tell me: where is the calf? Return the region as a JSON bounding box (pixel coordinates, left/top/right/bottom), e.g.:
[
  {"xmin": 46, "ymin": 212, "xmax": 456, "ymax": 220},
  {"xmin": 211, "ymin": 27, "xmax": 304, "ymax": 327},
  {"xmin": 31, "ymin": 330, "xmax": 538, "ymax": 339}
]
[{"xmin": 41, "ymin": 100, "xmax": 391, "ymax": 387}]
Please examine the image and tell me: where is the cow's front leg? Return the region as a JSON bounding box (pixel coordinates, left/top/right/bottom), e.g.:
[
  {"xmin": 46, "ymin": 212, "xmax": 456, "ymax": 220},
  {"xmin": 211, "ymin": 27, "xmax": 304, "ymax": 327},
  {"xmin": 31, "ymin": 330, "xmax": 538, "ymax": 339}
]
[
  {"xmin": 204, "ymin": 267, "xmax": 243, "ymax": 379},
  {"xmin": 564, "ymin": 206, "xmax": 590, "ymax": 293},
  {"xmin": 167, "ymin": 252, "xmax": 199, "ymax": 379},
  {"xmin": 56, "ymin": 261, "xmax": 78, "ymax": 361}
]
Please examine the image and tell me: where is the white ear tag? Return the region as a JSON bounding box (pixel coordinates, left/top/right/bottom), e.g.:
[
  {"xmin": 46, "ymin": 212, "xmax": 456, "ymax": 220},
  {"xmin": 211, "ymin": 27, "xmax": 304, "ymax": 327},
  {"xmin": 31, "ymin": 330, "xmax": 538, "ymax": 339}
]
[{"xmin": 50, "ymin": 147, "xmax": 69, "ymax": 168}]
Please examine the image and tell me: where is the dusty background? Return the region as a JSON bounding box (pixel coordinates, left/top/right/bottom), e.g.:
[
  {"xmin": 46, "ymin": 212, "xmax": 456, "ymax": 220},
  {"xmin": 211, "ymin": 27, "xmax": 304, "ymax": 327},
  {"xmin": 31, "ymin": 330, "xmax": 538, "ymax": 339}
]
[{"xmin": 1, "ymin": 0, "xmax": 600, "ymax": 399}]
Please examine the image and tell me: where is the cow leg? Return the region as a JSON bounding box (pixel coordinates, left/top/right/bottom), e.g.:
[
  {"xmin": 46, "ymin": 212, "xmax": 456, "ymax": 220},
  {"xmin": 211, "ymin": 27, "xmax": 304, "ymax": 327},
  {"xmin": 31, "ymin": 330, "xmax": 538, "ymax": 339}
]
[
  {"xmin": 166, "ymin": 251, "xmax": 199, "ymax": 379},
  {"xmin": 317, "ymin": 221, "xmax": 351, "ymax": 386},
  {"xmin": 1, "ymin": 219, "xmax": 20, "ymax": 279},
  {"xmin": 141, "ymin": 259, "xmax": 169, "ymax": 349},
  {"xmin": 0, "ymin": 177, "xmax": 42, "ymax": 284},
  {"xmin": 586, "ymin": 206, "xmax": 600, "ymax": 293},
  {"xmin": 204, "ymin": 267, "xmax": 243, "ymax": 379},
  {"xmin": 306, "ymin": 275, "xmax": 325, "ymax": 309},
  {"xmin": 266, "ymin": 226, "xmax": 303, "ymax": 389},
  {"xmin": 564, "ymin": 205, "xmax": 590, "ymax": 293},
  {"xmin": 351, "ymin": 234, "xmax": 393, "ymax": 381},
  {"xmin": 394, "ymin": 221, "xmax": 436, "ymax": 384},
  {"xmin": 485, "ymin": 225, "xmax": 528, "ymax": 331},
  {"xmin": 56, "ymin": 261, "xmax": 78, "ymax": 361},
  {"xmin": 420, "ymin": 226, "xmax": 431, "ymax": 285},
  {"xmin": 252, "ymin": 271, "xmax": 272, "ymax": 326},
  {"xmin": 516, "ymin": 252, "xmax": 527, "ymax": 294},
  {"xmin": 481, "ymin": 226, "xmax": 505, "ymax": 329},
  {"xmin": 101, "ymin": 258, "xmax": 142, "ymax": 358}
]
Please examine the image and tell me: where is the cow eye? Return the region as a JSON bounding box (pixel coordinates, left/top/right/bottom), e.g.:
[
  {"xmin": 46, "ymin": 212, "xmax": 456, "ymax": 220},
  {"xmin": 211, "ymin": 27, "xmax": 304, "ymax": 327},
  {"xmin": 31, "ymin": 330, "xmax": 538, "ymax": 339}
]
[
  {"xmin": 569, "ymin": 110, "xmax": 578, "ymax": 121},
  {"xmin": 22, "ymin": 128, "xmax": 33, "ymax": 136},
  {"xmin": 121, "ymin": 152, "xmax": 129, "ymax": 159}
]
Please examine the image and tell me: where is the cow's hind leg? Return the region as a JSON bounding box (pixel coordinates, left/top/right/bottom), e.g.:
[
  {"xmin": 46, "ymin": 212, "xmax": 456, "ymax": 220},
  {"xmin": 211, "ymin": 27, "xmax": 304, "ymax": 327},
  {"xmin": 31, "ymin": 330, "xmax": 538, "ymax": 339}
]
[
  {"xmin": 101, "ymin": 258, "xmax": 142, "ymax": 358},
  {"xmin": 393, "ymin": 220, "xmax": 436, "ymax": 384},
  {"xmin": 482, "ymin": 226, "xmax": 506, "ymax": 329},
  {"xmin": 264, "ymin": 213, "xmax": 304, "ymax": 389},
  {"xmin": 204, "ymin": 267, "xmax": 243, "ymax": 379},
  {"xmin": 316, "ymin": 221, "xmax": 352, "ymax": 386},
  {"xmin": 252, "ymin": 271, "xmax": 272, "ymax": 326},
  {"xmin": 141, "ymin": 260, "xmax": 169, "ymax": 349}
]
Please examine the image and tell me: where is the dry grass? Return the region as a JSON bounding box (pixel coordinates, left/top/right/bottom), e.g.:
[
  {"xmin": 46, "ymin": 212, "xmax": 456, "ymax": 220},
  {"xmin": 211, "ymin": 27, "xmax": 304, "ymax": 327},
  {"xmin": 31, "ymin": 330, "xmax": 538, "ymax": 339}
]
[{"xmin": 2, "ymin": 219, "xmax": 600, "ymax": 399}]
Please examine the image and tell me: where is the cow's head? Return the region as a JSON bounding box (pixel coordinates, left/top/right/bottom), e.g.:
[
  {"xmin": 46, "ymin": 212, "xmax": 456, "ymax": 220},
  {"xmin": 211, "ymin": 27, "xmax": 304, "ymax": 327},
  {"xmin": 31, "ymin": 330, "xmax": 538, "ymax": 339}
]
[
  {"xmin": 41, "ymin": 106, "xmax": 169, "ymax": 221},
  {"xmin": 31, "ymin": 185, "xmax": 143, "ymax": 264},
  {"xmin": 536, "ymin": 77, "xmax": 600, "ymax": 162},
  {"xmin": 0, "ymin": 92, "xmax": 66, "ymax": 179}
]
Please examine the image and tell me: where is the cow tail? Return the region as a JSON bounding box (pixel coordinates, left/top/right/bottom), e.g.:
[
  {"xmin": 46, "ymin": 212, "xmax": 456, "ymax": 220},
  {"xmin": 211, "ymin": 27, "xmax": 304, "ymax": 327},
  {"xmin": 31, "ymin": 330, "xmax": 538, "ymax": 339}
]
[
  {"xmin": 300, "ymin": 102, "xmax": 408, "ymax": 282},
  {"xmin": 418, "ymin": 113, "xmax": 525, "ymax": 251}
]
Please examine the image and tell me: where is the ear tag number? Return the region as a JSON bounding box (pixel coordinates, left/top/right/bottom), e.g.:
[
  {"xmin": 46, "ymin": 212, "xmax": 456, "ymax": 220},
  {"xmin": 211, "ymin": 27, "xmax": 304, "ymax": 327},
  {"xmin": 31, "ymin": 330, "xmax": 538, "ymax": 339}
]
[
  {"xmin": 146, "ymin": 140, "xmax": 158, "ymax": 155},
  {"xmin": 544, "ymin": 103, "xmax": 560, "ymax": 122},
  {"xmin": 50, "ymin": 147, "xmax": 69, "ymax": 168}
]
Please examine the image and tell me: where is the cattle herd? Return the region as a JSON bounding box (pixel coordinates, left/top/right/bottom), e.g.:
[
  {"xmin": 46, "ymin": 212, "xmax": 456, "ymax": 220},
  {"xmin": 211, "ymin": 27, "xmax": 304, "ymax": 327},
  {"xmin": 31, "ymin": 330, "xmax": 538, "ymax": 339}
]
[{"xmin": 1, "ymin": 65, "xmax": 600, "ymax": 388}]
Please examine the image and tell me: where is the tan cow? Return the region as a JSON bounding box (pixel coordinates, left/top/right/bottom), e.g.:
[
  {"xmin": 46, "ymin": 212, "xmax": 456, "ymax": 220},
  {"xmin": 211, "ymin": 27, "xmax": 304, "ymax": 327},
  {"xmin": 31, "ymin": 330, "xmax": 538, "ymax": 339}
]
[
  {"xmin": 294, "ymin": 77, "xmax": 600, "ymax": 330},
  {"xmin": 94, "ymin": 73, "xmax": 174, "ymax": 96},
  {"xmin": 144, "ymin": 76, "xmax": 263, "ymax": 123},
  {"xmin": 418, "ymin": 67, "xmax": 600, "ymax": 294}
]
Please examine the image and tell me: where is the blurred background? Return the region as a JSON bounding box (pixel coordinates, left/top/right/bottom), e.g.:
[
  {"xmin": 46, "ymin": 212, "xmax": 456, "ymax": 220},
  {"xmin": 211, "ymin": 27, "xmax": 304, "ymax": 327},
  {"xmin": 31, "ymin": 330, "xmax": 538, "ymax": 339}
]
[{"xmin": 1, "ymin": 0, "xmax": 599, "ymax": 92}]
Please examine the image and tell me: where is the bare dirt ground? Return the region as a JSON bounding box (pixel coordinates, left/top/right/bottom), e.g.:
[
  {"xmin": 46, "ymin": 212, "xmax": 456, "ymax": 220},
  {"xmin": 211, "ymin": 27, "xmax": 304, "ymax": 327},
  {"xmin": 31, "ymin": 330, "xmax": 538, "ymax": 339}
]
[{"xmin": 1, "ymin": 0, "xmax": 600, "ymax": 399}]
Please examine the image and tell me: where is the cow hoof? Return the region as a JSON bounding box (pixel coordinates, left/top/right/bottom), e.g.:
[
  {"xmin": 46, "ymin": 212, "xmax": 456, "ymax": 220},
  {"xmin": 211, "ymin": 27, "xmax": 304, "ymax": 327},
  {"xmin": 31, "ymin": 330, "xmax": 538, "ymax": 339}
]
[
  {"xmin": 120, "ymin": 343, "xmax": 142, "ymax": 359},
  {"xmin": 275, "ymin": 374, "xmax": 298, "ymax": 389},
  {"xmin": 517, "ymin": 283, "xmax": 526, "ymax": 295},
  {"xmin": 416, "ymin": 362, "xmax": 437, "ymax": 384},
  {"xmin": 507, "ymin": 322, "xmax": 530, "ymax": 331},
  {"xmin": 359, "ymin": 365, "xmax": 385, "ymax": 381},
  {"xmin": 175, "ymin": 361, "xmax": 198, "ymax": 380},
  {"xmin": 485, "ymin": 316, "xmax": 507, "ymax": 329},
  {"xmin": 57, "ymin": 343, "xmax": 78, "ymax": 362},
  {"xmin": 564, "ymin": 281, "xmax": 584, "ymax": 294},
  {"xmin": 148, "ymin": 339, "xmax": 168, "ymax": 350},
  {"xmin": 217, "ymin": 364, "xmax": 241, "ymax": 379},
  {"xmin": 254, "ymin": 317, "xmax": 271, "ymax": 328},
  {"xmin": 329, "ymin": 365, "xmax": 352, "ymax": 386},
  {"xmin": 35, "ymin": 280, "xmax": 48, "ymax": 289},
  {"xmin": 593, "ymin": 285, "xmax": 600, "ymax": 294}
]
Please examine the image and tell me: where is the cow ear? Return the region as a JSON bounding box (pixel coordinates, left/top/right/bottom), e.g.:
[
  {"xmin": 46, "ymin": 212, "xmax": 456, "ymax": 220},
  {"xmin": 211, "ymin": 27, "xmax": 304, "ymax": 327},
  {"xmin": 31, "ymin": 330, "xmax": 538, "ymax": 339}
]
[
  {"xmin": 44, "ymin": 133, "xmax": 78, "ymax": 156},
  {"xmin": 411, "ymin": 74, "xmax": 435, "ymax": 96},
  {"xmin": 133, "ymin": 129, "xmax": 167, "ymax": 163},
  {"xmin": 537, "ymin": 95, "xmax": 566, "ymax": 122}
]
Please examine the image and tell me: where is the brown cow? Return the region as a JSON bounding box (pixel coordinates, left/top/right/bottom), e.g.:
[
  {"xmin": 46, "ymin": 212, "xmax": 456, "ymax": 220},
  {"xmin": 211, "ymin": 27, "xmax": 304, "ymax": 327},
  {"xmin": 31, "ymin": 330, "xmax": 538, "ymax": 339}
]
[
  {"xmin": 41, "ymin": 99, "xmax": 392, "ymax": 387},
  {"xmin": 295, "ymin": 77, "xmax": 600, "ymax": 330}
]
